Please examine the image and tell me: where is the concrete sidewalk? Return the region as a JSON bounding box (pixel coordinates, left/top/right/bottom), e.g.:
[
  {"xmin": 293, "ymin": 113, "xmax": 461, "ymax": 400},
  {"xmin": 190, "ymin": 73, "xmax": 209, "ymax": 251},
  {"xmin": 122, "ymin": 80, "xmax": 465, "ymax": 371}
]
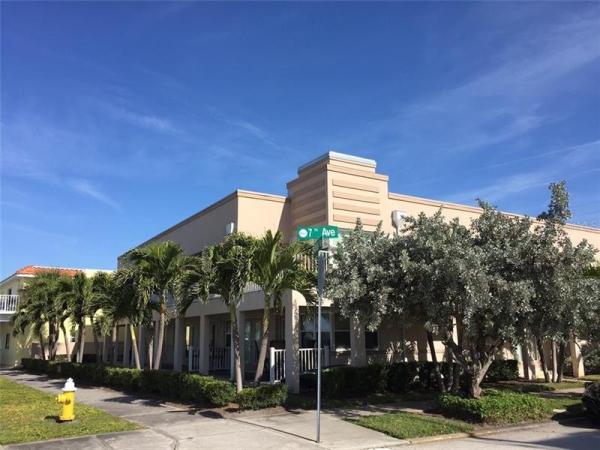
[{"xmin": 1, "ymin": 370, "xmax": 403, "ymax": 450}]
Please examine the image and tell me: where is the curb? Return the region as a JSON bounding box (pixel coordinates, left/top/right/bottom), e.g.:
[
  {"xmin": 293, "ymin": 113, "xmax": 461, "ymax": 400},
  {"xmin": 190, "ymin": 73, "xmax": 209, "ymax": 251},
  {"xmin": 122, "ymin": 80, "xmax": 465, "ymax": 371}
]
[
  {"xmin": 403, "ymin": 416, "xmax": 589, "ymax": 446},
  {"xmin": 4, "ymin": 428, "xmax": 148, "ymax": 448}
]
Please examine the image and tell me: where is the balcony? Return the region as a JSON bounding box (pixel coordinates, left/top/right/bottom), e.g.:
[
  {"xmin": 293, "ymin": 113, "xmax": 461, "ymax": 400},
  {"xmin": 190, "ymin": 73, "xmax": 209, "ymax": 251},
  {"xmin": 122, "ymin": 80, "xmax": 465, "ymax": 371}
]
[{"xmin": 0, "ymin": 294, "xmax": 19, "ymax": 314}]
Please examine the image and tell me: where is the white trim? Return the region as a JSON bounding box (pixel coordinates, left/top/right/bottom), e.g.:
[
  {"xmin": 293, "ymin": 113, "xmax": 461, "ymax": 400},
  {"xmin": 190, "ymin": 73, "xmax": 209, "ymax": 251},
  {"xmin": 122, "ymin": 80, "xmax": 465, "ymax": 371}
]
[{"xmin": 298, "ymin": 151, "xmax": 376, "ymax": 173}]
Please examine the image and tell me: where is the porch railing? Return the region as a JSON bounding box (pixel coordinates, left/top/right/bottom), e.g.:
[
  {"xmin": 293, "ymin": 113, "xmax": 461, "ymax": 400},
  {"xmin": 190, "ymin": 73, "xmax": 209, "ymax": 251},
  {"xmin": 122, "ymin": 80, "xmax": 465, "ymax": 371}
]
[
  {"xmin": 210, "ymin": 346, "xmax": 230, "ymax": 371},
  {"xmin": 270, "ymin": 348, "xmax": 285, "ymax": 382},
  {"xmin": 299, "ymin": 347, "xmax": 330, "ymax": 374},
  {"xmin": 188, "ymin": 346, "xmax": 199, "ymax": 372},
  {"xmin": 0, "ymin": 294, "xmax": 19, "ymax": 313},
  {"xmin": 269, "ymin": 346, "xmax": 330, "ymax": 383}
]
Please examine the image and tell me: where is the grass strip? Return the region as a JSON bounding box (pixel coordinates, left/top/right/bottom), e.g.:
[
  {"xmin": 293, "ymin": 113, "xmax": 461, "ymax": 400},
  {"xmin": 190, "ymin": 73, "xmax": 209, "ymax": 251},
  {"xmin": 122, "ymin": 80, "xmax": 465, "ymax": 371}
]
[
  {"xmin": 0, "ymin": 376, "xmax": 140, "ymax": 445},
  {"xmin": 350, "ymin": 411, "xmax": 474, "ymax": 439}
]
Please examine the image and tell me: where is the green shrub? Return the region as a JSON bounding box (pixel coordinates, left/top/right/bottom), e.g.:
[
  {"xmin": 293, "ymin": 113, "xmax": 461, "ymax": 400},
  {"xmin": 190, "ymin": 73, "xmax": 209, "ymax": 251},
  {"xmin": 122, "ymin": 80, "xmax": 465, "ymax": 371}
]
[
  {"xmin": 105, "ymin": 367, "xmax": 141, "ymax": 391},
  {"xmin": 237, "ymin": 384, "xmax": 288, "ymax": 410},
  {"xmin": 78, "ymin": 363, "xmax": 107, "ymax": 384},
  {"xmin": 485, "ymin": 360, "xmax": 519, "ymax": 381},
  {"xmin": 179, "ymin": 372, "xmax": 209, "ymax": 401},
  {"xmin": 20, "ymin": 358, "xmax": 236, "ymax": 407},
  {"xmin": 582, "ymin": 382, "xmax": 600, "ymax": 422},
  {"xmin": 302, "ymin": 361, "xmax": 470, "ymax": 398},
  {"xmin": 387, "ymin": 362, "xmax": 419, "ymax": 393},
  {"xmin": 204, "ymin": 379, "xmax": 237, "ymax": 406},
  {"xmin": 138, "ymin": 370, "xmax": 185, "ymax": 398},
  {"xmin": 437, "ymin": 389, "xmax": 551, "ymax": 424},
  {"xmin": 21, "ymin": 358, "xmax": 49, "ymax": 373}
]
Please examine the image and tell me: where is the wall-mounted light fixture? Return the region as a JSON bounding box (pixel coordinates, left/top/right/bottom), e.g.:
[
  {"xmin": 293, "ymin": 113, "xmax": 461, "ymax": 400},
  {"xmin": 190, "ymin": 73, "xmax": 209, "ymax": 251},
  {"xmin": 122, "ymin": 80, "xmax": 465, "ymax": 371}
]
[
  {"xmin": 391, "ymin": 210, "xmax": 407, "ymax": 235},
  {"xmin": 225, "ymin": 222, "xmax": 235, "ymax": 236}
]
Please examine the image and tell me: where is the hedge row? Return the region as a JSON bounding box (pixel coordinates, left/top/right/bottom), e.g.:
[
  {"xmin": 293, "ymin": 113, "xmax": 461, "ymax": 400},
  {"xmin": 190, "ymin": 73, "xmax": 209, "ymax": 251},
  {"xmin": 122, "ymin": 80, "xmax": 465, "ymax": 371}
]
[
  {"xmin": 21, "ymin": 358, "xmax": 236, "ymax": 406},
  {"xmin": 300, "ymin": 360, "xmax": 519, "ymax": 399},
  {"xmin": 437, "ymin": 389, "xmax": 551, "ymax": 424},
  {"xmin": 237, "ymin": 384, "xmax": 288, "ymax": 410}
]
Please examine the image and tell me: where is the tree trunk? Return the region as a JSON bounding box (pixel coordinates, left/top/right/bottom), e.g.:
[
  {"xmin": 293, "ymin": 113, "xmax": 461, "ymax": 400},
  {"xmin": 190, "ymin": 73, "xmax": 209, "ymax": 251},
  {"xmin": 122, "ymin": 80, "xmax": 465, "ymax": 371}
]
[
  {"xmin": 230, "ymin": 305, "xmax": 243, "ymax": 393},
  {"xmin": 153, "ymin": 302, "xmax": 166, "ymax": 370},
  {"xmin": 49, "ymin": 323, "xmax": 59, "ymax": 360},
  {"xmin": 77, "ymin": 324, "xmax": 85, "ymax": 363},
  {"xmin": 467, "ymin": 358, "xmax": 494, "ymax": 399},
  {"xmin": 536, "ymin": 337, "xmax": 550, "ymax": 383},
  {"xmin": 47, "ymin": 324, "xmax": 54, "ymax": 360},
  {"xmin": 148, "ymin": 326, "xmax": 154, "ymax": 370},
  {"xmin": 452, "ymin": 362, "xmax": 461, "ymax": 393},
  {"xmin": 426, "ymin": 331, "xmax": 445, "ymax": 393},
  {"xmin": 39, "ymin": 332, "xmax": 46, "ymax": 360},
  {"xmin": 557, "ymin": 341, "xmax": 566, "ymax": 383},
  {"xmin": 92, "ymin": 326, "xmax": 101, "ymax": 364},
  {"xmin": 71, "ymin": 330, "xmax": 80, "ymax": 363},
  {"xmin": 112, "ymin": 325, "xmax": 119, "ymax": 365},
  {"xmin": 61, "ymin": 323, "xmax": 72, "ymax": 361},
  {"xmin": 253, "ymin": 300, "xmax": 271, "ymax": 384},
  {"xmin": 129, "ymin": 324, "xmax": 142, "ymax": 369},
  {"xmin": 551, "ymin": 340, "xmax": 558, "ymax": 383}
]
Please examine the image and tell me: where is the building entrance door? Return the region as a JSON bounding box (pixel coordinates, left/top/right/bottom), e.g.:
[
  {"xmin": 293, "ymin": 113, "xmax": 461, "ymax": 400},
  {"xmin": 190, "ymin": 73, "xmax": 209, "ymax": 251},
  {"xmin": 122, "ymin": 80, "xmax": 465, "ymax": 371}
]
[{"xmin": 244, "ymin": 319, "xmax": 262, "ymax": 373}]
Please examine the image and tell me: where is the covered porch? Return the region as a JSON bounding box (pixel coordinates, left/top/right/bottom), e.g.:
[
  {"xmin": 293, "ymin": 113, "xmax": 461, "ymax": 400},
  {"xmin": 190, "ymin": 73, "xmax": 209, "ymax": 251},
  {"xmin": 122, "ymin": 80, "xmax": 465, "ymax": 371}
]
[{"xmin": 101, "ymin": 286, "xmax": 588, "ymax": 393}]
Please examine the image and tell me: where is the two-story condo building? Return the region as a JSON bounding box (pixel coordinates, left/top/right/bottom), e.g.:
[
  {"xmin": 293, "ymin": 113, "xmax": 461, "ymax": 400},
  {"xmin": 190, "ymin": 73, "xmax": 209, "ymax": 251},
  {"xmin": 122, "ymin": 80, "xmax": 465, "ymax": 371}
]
[
  {"xmin": 0, "ymin": 265, "xmax": 111, "ymax": 367},
  {"xmin": 107, "ymin": 151, "xmax": 600, "ymax": 392}
]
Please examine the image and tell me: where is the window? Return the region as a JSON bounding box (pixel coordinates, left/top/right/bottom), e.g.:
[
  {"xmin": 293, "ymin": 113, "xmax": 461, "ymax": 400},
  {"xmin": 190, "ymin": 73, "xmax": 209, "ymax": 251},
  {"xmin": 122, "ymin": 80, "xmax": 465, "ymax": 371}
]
[
  {"xmin": 334, "ymin": 314, "xmax": 350, "ymax": 350},
  {"xmin": 224, "ymin": 321, "xmax": 231, "ymax": 348},
  {"xmin": 7, "ymin": 288, "xmax": 12, "ymax": 295},
  {"xmin": 365, "ymin": 329, "xmax": 379, "ymax": 350},
  {"xmin": 300, "ymin": 312, "xmax": 331, "ymax": 349},
  {"xmin": 4, "ymin": 334, "xmax": 9, "ymax": 349}
]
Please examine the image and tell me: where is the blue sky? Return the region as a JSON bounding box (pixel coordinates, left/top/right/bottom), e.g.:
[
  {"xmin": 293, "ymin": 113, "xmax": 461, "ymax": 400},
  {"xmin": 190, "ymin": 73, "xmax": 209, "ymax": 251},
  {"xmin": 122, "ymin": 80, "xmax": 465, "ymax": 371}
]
[{"xmin": 1, "ymin": 2, "xmax": 599, "ymax": 277}]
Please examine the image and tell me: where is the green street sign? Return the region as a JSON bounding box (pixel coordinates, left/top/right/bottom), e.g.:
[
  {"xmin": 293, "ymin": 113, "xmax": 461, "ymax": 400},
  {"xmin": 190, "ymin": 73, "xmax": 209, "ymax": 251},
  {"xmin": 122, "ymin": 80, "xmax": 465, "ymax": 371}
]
[{"xmin": 297, "ymin": 225, "xmax": 339, "ymax": 241}]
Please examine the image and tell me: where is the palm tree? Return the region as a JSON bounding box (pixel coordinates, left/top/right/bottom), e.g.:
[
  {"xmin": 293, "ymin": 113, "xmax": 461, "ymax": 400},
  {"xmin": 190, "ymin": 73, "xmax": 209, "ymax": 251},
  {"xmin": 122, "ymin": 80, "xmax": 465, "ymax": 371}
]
[
  {"xmin": 127, "ymin": 241, "xmax": 187, "ymax": 369},
  {"xmin": 13, "ymin": 271, "xmax": 72, "ymax": 361},
  {"xmin": 175, "ymin": 255, "xmax": 215, "ymax": 315},
  {"xmin": 63, "ymin": 273, "xmax": 89, "ymax": 363},
  {"xmin": 85, "ymin": 272, "xmax": 116, "ymax": 363},
  {"xmin": 251, "ymin": 231, "xmax": 314, "ymax": 384},
  {"xmin": 12, "ymin": 288, "xmax": 49, "ymax": 360},
  {"xmin": 209, "ymin": 233, "xmax": 256, "ymax": 392},
  {"xmin": 111, "ymin": 268, "xmax": 155, "ymax": 369}
]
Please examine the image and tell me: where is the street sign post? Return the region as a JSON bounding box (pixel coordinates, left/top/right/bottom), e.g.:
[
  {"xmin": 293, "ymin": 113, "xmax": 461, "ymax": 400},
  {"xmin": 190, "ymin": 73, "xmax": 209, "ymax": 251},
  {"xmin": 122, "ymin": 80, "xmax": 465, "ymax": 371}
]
[
  {"xmin": 316, "ymin": 250, "xmax": 326, "ymax": 443},
  {"xmin": 296, "ymin": 225, "xmax": 339, "ymax": 443},
  {"xmin": 296, "ymin": 225, "xmax": 339, "ymax": 241}
]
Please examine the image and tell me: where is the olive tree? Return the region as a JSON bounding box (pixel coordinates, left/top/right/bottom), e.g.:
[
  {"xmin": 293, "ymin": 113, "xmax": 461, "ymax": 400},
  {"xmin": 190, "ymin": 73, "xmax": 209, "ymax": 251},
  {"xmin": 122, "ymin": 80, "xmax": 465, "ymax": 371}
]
[
  {"xmin": 395, "ymin": 205, "xmax": 534, "ymax": 398},
  {"xmin": 326, "ymin": 220, "xmax": 394, "ymax": 332},
  {"xmin": 527, "ymin": 182, "xmax": 598, "ymax": 381}
]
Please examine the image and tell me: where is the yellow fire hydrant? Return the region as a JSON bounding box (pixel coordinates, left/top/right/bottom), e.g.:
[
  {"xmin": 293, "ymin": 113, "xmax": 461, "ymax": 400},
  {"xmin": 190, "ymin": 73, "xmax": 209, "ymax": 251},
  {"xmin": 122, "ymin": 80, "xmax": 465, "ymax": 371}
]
[{"xmin": 56, "ymin": 378, "xmax": 77, "ymax": 421}]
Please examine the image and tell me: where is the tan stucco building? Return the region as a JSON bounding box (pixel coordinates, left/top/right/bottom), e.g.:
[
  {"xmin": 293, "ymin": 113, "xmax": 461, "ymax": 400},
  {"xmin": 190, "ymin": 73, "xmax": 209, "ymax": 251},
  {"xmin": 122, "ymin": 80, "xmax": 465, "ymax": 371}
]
[
  {"xmin": 107, "ymin": 151, "xmax": 599, "ymax": 392},
  {"xmin": 0, "ymin": 265, "xmax": 111, "ymax": 367}
]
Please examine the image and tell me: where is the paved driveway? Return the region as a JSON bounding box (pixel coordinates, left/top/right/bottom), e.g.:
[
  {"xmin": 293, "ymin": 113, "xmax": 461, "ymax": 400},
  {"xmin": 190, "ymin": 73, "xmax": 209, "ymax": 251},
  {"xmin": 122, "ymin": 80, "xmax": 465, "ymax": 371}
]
[{"xmin": 0, "ymin": 370, "xmax": 401, "ymax": 450}]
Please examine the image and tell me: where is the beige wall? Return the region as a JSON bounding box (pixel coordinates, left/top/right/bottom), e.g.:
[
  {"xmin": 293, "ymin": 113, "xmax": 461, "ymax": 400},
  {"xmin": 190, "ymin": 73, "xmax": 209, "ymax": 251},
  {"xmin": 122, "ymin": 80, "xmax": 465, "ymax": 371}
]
[
  {"xmin": 128, "ymin": 151, "xmax": 600, "ymax": 259},
  {"xmin": 237, "ymin": 192, "xmax": 290, "ymax": 239}
]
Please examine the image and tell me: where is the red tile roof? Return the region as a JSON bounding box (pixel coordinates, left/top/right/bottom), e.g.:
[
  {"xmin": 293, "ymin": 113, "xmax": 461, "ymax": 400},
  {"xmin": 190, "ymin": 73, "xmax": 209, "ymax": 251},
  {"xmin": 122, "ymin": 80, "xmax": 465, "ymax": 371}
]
[{"xmin": 16, "ymin": 265, "xmax": 83, "ymax": 277}]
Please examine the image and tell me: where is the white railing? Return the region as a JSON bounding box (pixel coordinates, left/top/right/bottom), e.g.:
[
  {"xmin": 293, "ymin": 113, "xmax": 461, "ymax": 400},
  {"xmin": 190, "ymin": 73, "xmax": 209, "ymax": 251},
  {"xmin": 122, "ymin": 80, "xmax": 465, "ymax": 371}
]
[
  {"xmin": 0, "ymin": 295, "xmax": 19, "ymax": 313},
  {"xmin": 210, "ymin": 346, "xmax": 230, "ymax": 370},
  {"xmin": 270, "ymin": 348, "xmax": 286, "ymax": 382},
  {"xmin": 188, "ymin": 346, "xmax": 199, "ymax": 372},
  {"xmin": 299, "ymin": 347, "xmax": 330, "ymax": 374},
  {"xmin": 244, "ymin": 281, "xmax": 262, "ymax": 293}
]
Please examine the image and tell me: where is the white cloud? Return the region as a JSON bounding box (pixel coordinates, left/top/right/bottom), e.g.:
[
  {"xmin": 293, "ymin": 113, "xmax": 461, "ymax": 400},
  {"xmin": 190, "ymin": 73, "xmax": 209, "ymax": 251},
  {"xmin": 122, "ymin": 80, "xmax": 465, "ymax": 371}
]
[
  {"xmin": 448, "ymin": 140, "xmax": 600, "ymax": 204},
  {"xmin": 66, "ymin": 179, "xmax": 122, "ymax": 212},
  {"xmin": 344, "ymin": 14, "xmax": 600, "ymax": 156},
  {"xmin": 101, "ymin": 103, "xmax": 179, "ymax": 134}
]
